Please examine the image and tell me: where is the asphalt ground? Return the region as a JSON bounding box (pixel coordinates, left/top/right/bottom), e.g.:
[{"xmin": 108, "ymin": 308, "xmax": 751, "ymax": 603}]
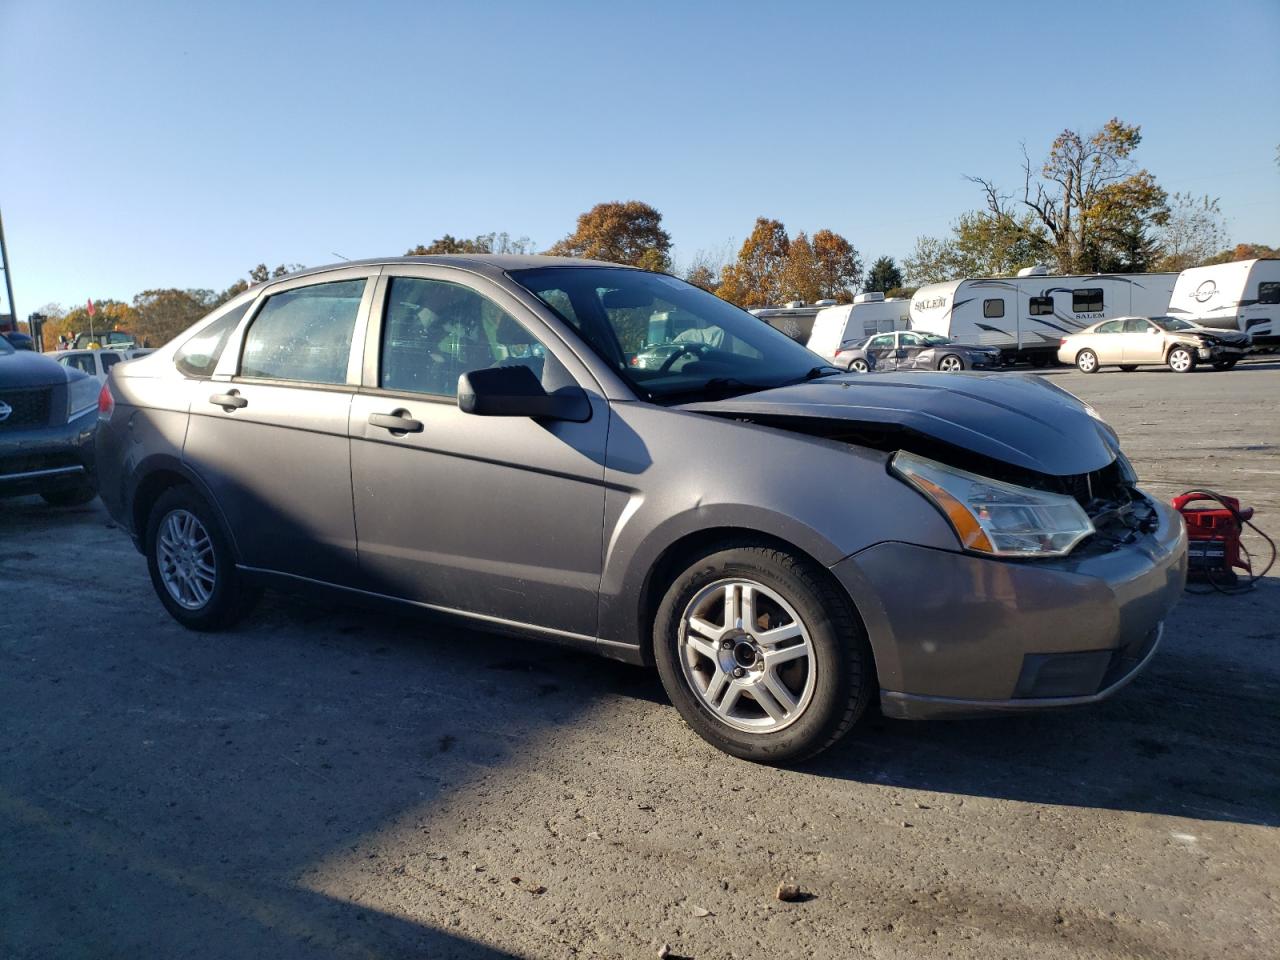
[{"xmin": 2, "ymin": 357, "xmax": 1278, "ymax": 959}]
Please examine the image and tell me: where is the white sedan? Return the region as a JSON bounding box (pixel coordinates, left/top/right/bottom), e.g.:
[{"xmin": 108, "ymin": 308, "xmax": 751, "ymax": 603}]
[{"xmin": 1058, "ymin": 316, "xmax": 1250, "ymax": 374}]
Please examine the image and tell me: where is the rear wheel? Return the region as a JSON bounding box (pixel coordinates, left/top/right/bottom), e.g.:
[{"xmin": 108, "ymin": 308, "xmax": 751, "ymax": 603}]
[
  {"xmin": 1076, "ymin": 349, "xmax": 1099, "ymax": 374},
  {"xmin": 937, "ymin": 354, "xmax": 965, "ymax": 372},
  {"xmin": 145, "ymin": 486, "xmax": 258, "ymax": 630},
  {"xmin": 653, "ymin": 542, "xmax": 872, "ymax": 764},
  {"xmin": 1119, "ymin": 364, "xmax": 1139, "ymax": 372},
  {"xmin": 849, "ymin": 357, "xmax": 869, "ymax": 373},
  {"xmin": 1168, "ymin": 346, "xmax": 1196, "ymax": 373}
]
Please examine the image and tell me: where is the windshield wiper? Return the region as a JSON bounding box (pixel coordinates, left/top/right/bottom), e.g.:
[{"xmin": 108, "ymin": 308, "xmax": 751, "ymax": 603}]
[{"xmin": 785, "ymin": 365, "xmax": 843, "ymax": 385}]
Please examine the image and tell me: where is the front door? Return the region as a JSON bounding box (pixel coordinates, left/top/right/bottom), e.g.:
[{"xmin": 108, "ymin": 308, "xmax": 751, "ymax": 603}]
[
  {"xmin": 348, "ymin": 270, "xmax": 609, "ymax": 639},
  {"xmin": 1090, "ymin": 319, "xmax": 1127, "ymax": 363},
  {"xmin": 1121, "ymin": 318, "xmax": 1165, "ymax": 363},
  {"xmin": 184, "ymin": 270, "xmax": 377, "ymax": 583}
]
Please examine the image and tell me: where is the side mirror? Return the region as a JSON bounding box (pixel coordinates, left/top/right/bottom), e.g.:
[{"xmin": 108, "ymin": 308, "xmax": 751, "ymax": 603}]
[
  {"xmin": 457, "ymin": 365, "xmax": 591, "ymax": 422},
  {"xmin": 1147, "ymin": 327, "xmax": 1159, "ymax": 335}
]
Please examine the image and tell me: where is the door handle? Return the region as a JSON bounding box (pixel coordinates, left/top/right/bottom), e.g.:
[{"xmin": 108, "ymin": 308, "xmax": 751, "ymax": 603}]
[
  {"xmin": 209, "ymin": 391, "xmax": 248, "ymax": 411},
  {"xmin": 369, "ymin": 410, "xmax": 423, "ymax": 434}
]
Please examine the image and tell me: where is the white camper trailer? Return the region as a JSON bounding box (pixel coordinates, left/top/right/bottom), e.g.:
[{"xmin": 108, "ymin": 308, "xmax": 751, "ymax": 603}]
[
  {"xmin": 909, "ymin": 267, "xmax": 1178, "ymax": 364},
  {"xmin": 806, "ymin": 293, "xmax": 911, "ymax": 361},
  {"xmin": 749, "ymin": 300, "xmax": 834, "ymax": 344},
  {"xmin": 1166, "ymin": 259, "xmax": 1279, "ymax": 347}
]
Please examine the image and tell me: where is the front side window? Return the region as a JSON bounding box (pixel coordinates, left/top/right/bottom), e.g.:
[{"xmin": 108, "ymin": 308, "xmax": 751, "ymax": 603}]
[
  {"xmin": 1096, "ymin": 320, "xmax": 1124, "ymax": 334},
  {"xmin": 513, "ymin": 267, "xmax": 826, "ymax": 402},
  {"xmin": 240, "ymin": 279, "xmax": 365, "ymax": 385},
  {"xmin": 1073, "ymin": 288, "xmax": 1104, "ymax": 312},
  {"xmin": 380, "ymin": 277, "xmax": 552, "ymax": 398},
  {"xmin": 983, "ymin": 298, "xmax": 1006, "ymax": 318},
  {"xmin": 1123, "ymin": 318, "xmax": 1153, "ymax": 334},
  {"xmin": 1030, "ymin": 296, "xmax": 1054, "ymax": 315},
  {"xmin": 175, "ymin": 302, "xmax": 251, "ymax": 379},
  {"xmin": 899, "ymin": 332, "xmax": 925, "ymax": 347},
  {"xmin": 1258, "ymin": 281, "xmax": 1280, "ymax": 305}
]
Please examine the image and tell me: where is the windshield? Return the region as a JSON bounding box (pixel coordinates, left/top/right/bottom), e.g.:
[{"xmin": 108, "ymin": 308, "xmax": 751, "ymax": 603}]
[
  {"xmin": 510, "ymin": 267, "xmax": 831, "ymax": 400},
  {"xmin": 1151, "ymin": 316, "xmax": 1195, "ymax": 332}
]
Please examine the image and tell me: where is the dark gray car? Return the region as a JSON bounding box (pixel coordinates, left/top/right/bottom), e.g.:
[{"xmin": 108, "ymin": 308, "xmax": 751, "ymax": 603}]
[
  {"xmin": 0, "ymin": 334, "xmax": 100, "ymax": 504},
  {"xmin": 96, "ymin": 256, "xmax": 1186, "ymax": 763},
  {"xmin": 864, "ymin": 330, "xmax": 1002, "ymax": 372}
]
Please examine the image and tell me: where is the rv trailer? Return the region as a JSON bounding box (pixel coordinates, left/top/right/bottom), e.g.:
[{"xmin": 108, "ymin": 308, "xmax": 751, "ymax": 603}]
[
  {"xmin": 806, "ymin": 293, "xmax": 911, "ymax": 361},
  {"xmin": 749, "ymin": 300, "xmax": 833, "ymax": 344},
  {"xmin": 909, "ymin": 267, "xmax": 1178, "ymax": 365},
  {"xmin": 1166, "ymin": 258, "xmax": 1279, "ymax": 348}
]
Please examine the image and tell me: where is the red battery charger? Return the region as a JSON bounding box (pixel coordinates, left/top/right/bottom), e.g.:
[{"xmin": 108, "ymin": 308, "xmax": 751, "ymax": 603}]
[{"xmin": 1172, "ymin": 491, "xmax": 1253, "ymax": 583}]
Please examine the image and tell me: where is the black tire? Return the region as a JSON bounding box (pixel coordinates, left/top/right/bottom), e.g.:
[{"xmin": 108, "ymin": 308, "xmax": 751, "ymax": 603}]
[
  {"xmin": 652, "ymin": 542, "xmax": 873, "ymax": 764},
  {"xmin": 1119, "ymin": 364, "xmax": 1139, "ymax": 372},
  {"xmin": 1167, "ymin": 346, "xmax": 1196, "ymax": 373},
  {"xmin": 849, "ymin": 358, "xmax": 869, "ymax": 373},
  {"xmin": 1212, "ymin": 358, "xmax": 1239, "ymax": 371},
  {"xmin": 40, "ymin": 480, "xmax": 97, "ymax": 507},
  {"xmin": 1076, "ymin": 349, "xmax": 1099, "ymax": 374},
  {"xmin": 144, "ymin": 485, "xmax": 259, "ymax": 630}
]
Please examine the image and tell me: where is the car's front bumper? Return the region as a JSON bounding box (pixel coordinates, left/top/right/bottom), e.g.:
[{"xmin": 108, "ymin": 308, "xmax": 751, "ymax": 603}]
[
  {"xmin": 0, "ymin": 408, "xmax": 98, "ymax": 498},
  {"xmin": 831, "ymin": 498, "xmax": 1187, "ymax": 719}
]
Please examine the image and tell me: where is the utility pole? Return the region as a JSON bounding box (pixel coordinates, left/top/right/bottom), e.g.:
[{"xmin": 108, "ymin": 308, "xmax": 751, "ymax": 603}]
[{"xmin": 0, "ymin": 205, "xmax": 16, "ymax": 346}]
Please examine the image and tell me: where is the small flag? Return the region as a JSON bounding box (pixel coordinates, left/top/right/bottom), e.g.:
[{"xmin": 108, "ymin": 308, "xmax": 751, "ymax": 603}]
[{"xmin": 87, "ymin": 298, "xmax": 96, "ymax": 317}]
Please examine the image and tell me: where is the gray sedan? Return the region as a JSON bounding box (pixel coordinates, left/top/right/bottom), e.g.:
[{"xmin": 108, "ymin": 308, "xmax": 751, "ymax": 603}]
[
  {"xmin": 96, "ymin": 256, "xmax": 1186, "ymax": 763},
  {"xmin": 864, "ymin": 330, "xmax": 1002, "ymax": 372}
]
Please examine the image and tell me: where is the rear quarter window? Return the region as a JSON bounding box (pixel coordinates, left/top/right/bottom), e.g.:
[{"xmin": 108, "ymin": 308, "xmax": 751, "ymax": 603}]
[{"xmin": 175, "ymin": 302, "xmax": 252, "ymax": 378}]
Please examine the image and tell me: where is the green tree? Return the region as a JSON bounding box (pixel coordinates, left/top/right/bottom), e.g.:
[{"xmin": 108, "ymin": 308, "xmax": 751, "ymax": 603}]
[
  {"xmin": 863, "ymin": 256, "xmax": 903, "ymax": 294},
  {"xmin": 406, "ymin": 232, "xmax": 535, "ymax": 256},
  {"xmin": 546, "ymin": 200, "xmax": 672, "ymax": 270},
  {"xmin": 904, "ymin": 207, "xmax": 1051, "ymax": 285},
  {"xmin": 248, "ymin": 263, "xmax": 303, "ymax": 284}
]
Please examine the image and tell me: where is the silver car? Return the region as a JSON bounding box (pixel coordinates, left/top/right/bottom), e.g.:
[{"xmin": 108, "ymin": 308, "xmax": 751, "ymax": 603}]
[{"xmin": 97, "ymin": 256, "xmax": 1186, "ymax": 763}]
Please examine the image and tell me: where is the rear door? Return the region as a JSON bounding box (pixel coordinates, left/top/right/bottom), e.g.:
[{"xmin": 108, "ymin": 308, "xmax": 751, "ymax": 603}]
[
  {"xmin": 184, "ymin": 268, "xmax": 378, "ymax": 583},
  {"xmin": 347, "ymin": 266, "xmax": 609, "ymax": 638}
]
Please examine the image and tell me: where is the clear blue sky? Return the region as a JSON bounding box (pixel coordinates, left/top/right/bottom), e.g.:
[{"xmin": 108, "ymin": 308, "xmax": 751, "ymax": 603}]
[{"xmin": 2, "ymin": 0, "xmax": 1278, "ymax": 316}]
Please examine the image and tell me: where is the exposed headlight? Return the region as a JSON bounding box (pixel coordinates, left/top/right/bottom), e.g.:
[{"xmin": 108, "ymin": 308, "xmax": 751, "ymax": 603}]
[
  {"xmin": 891, "ymin": 451, "xmax": 1094, "ymax": 557},
  {"xmin": 67, "ymin": 373, "xmax": 99, "ymax": 420}
]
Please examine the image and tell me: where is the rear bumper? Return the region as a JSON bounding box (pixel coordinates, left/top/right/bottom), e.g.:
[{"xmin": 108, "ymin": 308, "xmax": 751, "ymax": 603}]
[
  {"xmin": 831, "ymin": 499, "xmax": 1187, "ymax": 719},
  {"xmin": 0, "ymin": 409, "xmax": 97, "ymax": 497}
]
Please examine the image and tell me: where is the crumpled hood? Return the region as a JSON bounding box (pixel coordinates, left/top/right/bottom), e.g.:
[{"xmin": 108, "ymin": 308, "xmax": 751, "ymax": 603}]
[
  {"xmin": 679, "ymin": 371, "xmax": 1121, "ymax": 476},
  {"xmin": 0, "ymin": 349, "xmax": 72, "ymax": 389}
]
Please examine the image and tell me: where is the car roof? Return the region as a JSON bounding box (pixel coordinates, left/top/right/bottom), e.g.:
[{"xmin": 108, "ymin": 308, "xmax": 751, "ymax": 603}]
[{"xmin": 271, "ymin": 254, "xmax": 633, "ymax": 287}]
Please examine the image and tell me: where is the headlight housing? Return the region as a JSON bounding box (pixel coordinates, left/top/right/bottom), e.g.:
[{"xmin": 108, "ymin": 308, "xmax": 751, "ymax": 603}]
[
  {"xmin": 891, "ymin": 451, "xmax": 1095, "ymax": 558},
  {"xmin": 67, "ymin": 373, "xmax": 99, "ymax": 420}
]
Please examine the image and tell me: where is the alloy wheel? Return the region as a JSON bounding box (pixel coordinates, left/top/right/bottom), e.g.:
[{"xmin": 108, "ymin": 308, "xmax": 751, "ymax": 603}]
[
  {"xmin": 156, "ymin": 509, "xmax": 217, "ymax": 610},
  {"xmin": 1077, "ymin": 350, "xmax": 1098, "ymax": 373},
  {"xmin": 938, "ymin": 355, "xmax": 964, "ymax": 372},
  {"xmin": 678, "ymin": 579, "xmax": 817, "ymax": 733},
  {"xmin": 1169, "ymin": 348, "xmax": 1193, "ymax": 373},
  {"xmin": 851, "ymin": 358, "xmax": 868, "ymax": 373}
]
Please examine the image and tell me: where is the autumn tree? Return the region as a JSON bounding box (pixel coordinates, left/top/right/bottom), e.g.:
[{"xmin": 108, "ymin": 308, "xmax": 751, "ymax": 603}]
[
  {"xmin": 133, "ymin": 289, "xmax": 220, "ymax": 345},
  {"xmin": 546, "ymin": 201, "xmax": 672, "ymax": 271},
  {"xmin": 778, "ymin": 232, "xmax": 822, "ymax": 303},
  {"xmin": 864, "ymin": 256, "xmax": 903, "ymax": 294},
  {"xmin": 1154, "ymin": 193, "xmax": 1228, "ymax": 271},
  {"xmin": 969, "ymin": 118, "xmax": 1169, "ymax": 274},
  {"xmin": 1203, "ymin": 242, "xmax": 1280, "ymax": 265},
  {"xmin": 811, "ymin": 229, "xmax": 863, "ymax": 301},
  {"xmin": 53, "ymin": 300, "xmax": 140, "ymax": 344},
  {"xmin": 716, "ymin": 217, "xmax": 790, "ymax": 307},
  {"xmin": 405, "ymin": 232, "xmax": 534, "ymax": 256}
]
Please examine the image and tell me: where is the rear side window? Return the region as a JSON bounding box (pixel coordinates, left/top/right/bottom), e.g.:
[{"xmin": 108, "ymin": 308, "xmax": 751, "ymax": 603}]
[
  {"xmin": 61, "ymin": 354, "xmax": 97, "ymax": 375},
  {"xmin": 240, "ymin": 280, "xmax": 366, "ymax": 385},
  {"xmin": 175, "ymin": 302, "xmax": 251, "ymax": 378},
  {"xmin": 1072, "ymin": 288, "xmax": 1104, "ymax": 312},
  {"xmin": 983, "ymin": 298, "xmax": 1005, "ymax": 318},
  {"xmin": 100, "ymin": 353, "xmax": 122, "ymax": 370},
  {"xmin": 1029, "ymin": 296, "xmax": 1054, "ymax": 315},
  {"xmin": 1259, "ymin": 281, "xmax": 1280, "ymax": 305}
]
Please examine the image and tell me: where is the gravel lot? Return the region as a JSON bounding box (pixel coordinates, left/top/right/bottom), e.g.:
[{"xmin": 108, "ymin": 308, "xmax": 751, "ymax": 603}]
[{"xmin": 2, "ymin": 360, "xmax": 1278, "ymax": 960}]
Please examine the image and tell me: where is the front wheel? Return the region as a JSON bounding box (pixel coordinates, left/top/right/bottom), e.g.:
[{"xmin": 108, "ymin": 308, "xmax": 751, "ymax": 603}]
[
  {"xmin": 145, "ymin": 486, "xmax": 259, "ymax": 630},
  {"xmin": 937, "ymin": 354, "xmax": 965, "ymax": 372},
  {"xmin": 653, "ymin": 543, "xmax": 873, "ymax": 764},
  {"xmin": 849, "ymin": 357, "xmax": 869, "ymax": 373},
  {"xmin": 1076, "ymin": 349, "xmax": 1099, "ymax": 374},
  {"xmin": 1168, "ymin": 346, "xmax": 1196, "ymax": 373}
]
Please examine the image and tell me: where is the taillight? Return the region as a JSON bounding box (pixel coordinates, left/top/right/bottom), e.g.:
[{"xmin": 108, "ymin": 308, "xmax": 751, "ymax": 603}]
[{"xmin": 98, "ymin": 383, "xmax": 114, "ymax": 418}]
